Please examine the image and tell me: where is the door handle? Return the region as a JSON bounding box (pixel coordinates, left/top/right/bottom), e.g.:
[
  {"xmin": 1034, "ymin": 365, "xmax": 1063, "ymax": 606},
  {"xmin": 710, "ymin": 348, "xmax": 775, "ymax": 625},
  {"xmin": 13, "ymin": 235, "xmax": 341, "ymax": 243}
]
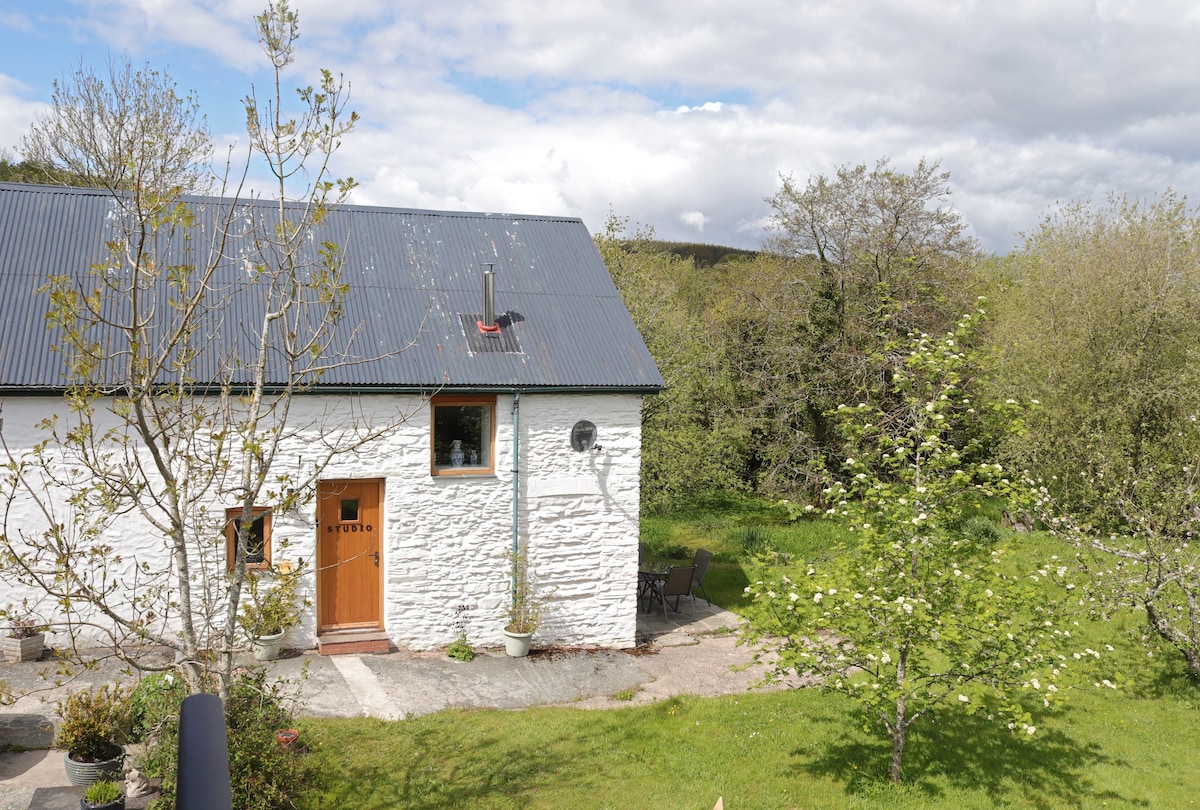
[{"xmin": 373, "ymin": 551, "xmax": 380, "ymax": 566}]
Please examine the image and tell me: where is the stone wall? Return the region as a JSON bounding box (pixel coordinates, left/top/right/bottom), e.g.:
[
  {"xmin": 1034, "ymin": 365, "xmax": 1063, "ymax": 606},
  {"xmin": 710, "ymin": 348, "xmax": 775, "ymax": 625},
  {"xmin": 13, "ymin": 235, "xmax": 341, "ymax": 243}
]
[{"xmin": 0, "ymin": 391, "xmax": 644, "ymax": 652}]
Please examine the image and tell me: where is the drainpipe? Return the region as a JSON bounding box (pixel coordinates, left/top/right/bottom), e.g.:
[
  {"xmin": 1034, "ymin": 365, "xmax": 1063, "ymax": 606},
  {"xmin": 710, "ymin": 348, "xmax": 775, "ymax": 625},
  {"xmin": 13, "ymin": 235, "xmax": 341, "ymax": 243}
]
[{"xmin": 511, "ymin": 391, "xmax": 521, "ymax": 599}]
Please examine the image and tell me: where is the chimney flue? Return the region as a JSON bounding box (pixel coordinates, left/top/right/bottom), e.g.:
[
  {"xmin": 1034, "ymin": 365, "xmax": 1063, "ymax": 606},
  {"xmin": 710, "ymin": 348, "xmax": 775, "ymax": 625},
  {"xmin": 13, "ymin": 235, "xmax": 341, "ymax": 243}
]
[{"xmin": 478, "ymin": 263, "xmax": 500, "ymax": 334}]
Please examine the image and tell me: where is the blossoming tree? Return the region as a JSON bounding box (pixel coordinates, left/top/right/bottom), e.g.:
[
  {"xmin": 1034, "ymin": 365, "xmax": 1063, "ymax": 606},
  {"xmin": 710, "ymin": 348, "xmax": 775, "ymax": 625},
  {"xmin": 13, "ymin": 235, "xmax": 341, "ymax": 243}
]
[
  {"xmin": 743, "ymin": 304, "xmax": 1094, "ymax": 783},
  {"xmin": 1043, "ymin": 422, "xmax": 1200, "ymax": 678}
]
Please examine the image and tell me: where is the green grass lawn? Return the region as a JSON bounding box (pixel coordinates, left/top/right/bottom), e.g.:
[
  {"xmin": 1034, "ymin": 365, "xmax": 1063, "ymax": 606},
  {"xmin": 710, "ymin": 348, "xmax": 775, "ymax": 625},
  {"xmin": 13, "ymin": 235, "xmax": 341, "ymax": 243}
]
[
  {"xmin": 298, "ymin": 678, "xmax": 1200, "ymax": 809},
  {"xmin": 296, "ymin": 495, "xmax": 1200, "ymax": 809}
]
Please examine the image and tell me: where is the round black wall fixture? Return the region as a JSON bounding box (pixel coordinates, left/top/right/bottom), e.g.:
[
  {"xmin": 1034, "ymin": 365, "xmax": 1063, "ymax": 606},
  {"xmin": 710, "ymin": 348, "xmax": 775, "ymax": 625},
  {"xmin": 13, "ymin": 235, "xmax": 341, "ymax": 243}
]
[{"xmin": 570, "ymin": 420, "xmax": 598, "ymax": 451}]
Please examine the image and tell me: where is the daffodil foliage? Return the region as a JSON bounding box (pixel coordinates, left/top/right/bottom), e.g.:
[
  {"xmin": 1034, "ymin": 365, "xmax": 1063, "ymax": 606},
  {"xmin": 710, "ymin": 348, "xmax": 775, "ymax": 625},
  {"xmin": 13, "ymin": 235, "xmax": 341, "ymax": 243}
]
[{"xmin": 744, "ymin": 306, "xmax": 1093, "ymax": 783}]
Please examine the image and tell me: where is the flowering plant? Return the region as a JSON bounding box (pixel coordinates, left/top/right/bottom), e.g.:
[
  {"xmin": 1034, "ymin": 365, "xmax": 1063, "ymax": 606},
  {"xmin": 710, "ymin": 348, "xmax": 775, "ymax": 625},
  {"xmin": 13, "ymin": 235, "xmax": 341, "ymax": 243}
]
[{"xmin": 7, "ymin": 616, "xmax": 46, "ymax": 639}]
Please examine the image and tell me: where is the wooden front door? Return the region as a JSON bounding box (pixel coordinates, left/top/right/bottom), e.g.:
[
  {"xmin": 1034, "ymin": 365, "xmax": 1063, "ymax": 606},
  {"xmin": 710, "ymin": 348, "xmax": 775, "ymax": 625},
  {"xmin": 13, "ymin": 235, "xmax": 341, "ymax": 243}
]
[{"xmin": 317, "ymin": 479, "xmax": 383, "ymax": 632}]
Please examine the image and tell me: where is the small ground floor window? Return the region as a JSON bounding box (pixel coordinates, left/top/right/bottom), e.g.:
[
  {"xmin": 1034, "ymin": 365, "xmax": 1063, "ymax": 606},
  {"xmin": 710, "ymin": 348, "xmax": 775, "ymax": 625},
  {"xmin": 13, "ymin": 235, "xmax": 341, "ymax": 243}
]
[
  {"xmin": 226, "ymin": 507, "xmax": 272, "ymax": 571},
  {"xmin": 431, "ymin": 394, "xmax": 496, "ymax": 475}
]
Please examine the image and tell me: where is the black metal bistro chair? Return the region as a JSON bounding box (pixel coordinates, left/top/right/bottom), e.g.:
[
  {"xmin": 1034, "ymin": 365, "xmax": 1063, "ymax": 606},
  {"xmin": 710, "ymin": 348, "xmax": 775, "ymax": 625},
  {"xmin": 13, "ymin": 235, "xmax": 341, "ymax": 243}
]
[
  {"xmin": 690, "ymin": 548, "xmax": 714, "ymax": 606},
  {"xmin": 647, "ymin": 564, "xmax": 696, "ymax": 620}
]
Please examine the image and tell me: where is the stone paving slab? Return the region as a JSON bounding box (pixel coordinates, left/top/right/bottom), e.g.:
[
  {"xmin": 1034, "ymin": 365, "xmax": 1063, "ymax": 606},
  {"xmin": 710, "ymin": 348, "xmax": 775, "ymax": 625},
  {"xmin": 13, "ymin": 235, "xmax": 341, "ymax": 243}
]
[{"xmin": 0, "ymin": 716, "xmax": 52, "ymax": 752}]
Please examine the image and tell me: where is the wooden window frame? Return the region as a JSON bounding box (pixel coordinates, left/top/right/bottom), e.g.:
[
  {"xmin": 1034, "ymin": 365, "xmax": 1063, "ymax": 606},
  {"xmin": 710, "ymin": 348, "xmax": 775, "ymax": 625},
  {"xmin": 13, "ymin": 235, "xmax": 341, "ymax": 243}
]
[
  {"xmin": 430, "ymin": 394, "xmax": 497, "ymax": 476},
  {"xmin": 226, "ymin": 507, "xmax": 273, "ymax": 572}
]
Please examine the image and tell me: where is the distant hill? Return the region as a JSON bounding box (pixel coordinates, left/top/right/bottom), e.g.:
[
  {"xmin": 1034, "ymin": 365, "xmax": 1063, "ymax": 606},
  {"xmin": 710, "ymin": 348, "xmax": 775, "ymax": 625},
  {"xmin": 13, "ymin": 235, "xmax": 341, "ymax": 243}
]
[
  {"xmin": 0, "ymin": 159, "xmax": 93, "ymax": 187},
  {"xmin": 651, "ymin": 241, "xmax": 758, "ymax": 267}
]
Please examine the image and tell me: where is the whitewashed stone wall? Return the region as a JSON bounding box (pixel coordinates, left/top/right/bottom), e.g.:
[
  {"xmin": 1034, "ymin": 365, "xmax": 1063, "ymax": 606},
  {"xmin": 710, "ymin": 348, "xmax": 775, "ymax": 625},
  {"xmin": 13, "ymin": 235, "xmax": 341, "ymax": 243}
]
[{"xmin": 0, "ymin": 391, "xmax": 644, "ymax": 652}]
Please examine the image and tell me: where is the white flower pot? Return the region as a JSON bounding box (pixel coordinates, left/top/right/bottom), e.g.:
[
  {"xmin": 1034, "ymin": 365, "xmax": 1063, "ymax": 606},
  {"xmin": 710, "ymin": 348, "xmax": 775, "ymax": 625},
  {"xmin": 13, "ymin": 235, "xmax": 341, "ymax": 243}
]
[
  {"xmin": 252, "ymin": 631, "xmax": 286, "ymax": 661},
  {"xmin": 503, "ymin": 630, "xmax": 532, "ymax": 657}
]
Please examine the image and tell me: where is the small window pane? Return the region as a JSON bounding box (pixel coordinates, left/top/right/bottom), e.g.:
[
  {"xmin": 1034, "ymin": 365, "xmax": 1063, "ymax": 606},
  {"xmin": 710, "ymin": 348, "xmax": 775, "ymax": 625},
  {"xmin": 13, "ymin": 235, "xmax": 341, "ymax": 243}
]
[
  {"xmin": 226, "ymin": 507, "xmax": 271, "ymax": 572},
  {"xmin": 244, "ymin": 515, "xmax": 266, "ymax": 564},
  {"xmin": 434, "ymin": 404, "xmax": 491, "ymax": 469},
  {"xmin": 340, "ymin": 499, "xmax": 360, "ymax": 522}
]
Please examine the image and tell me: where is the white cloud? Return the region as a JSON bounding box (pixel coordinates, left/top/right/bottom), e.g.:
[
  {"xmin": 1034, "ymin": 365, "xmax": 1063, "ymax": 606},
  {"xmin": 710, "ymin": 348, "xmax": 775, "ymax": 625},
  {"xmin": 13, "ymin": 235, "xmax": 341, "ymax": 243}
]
[
  {"xmin": 679, "ymin": 211, "xmax": 710, "ymax": 233},
  {"xmin": 672, "ymin": 102, "xmax": 726, "ymax": 115},
  {"xmin": 0, "ymin": 75, "xmax": 45, "ymax": 156},
  {"xmin": 0, "ymin": 12, "xmax": 33, "ymax": 32},
  {"xmin": 6, "ymin": 0, "xmax": 1200, "ymax": 251}
]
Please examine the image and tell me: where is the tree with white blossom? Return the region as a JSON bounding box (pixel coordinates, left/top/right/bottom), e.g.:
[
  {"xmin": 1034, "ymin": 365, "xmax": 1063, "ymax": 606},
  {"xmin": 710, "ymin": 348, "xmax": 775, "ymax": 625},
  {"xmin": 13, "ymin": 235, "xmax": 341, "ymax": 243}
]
[
  {"xmin": 743, "ymin": 303, "xmax": 1097, "ymax": 783},
  {"xmin": 1041, "ymin": 419, "xmax": 1200, "ymax": 679}
]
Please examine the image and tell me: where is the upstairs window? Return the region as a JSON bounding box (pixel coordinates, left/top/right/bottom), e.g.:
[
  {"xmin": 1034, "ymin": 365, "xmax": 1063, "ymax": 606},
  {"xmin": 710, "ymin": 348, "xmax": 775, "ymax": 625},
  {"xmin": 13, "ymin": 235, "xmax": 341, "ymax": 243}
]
[
  {"xmin": 226, "ymin": 507, "xmax": 272, "ymax": 572},
  {"xmin": 431, "ymin": 395, "xmax": 495, "ymax": 476}
]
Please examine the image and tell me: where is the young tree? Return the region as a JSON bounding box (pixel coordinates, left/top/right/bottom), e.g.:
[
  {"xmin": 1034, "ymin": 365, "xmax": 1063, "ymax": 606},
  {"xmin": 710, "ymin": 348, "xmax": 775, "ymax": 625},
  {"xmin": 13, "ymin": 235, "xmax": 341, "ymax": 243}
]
[
  {"xmin": 743, "ymin": 305, "xmax": 1094, "ymax": 783},
  {"xmin": 0, "ymin": 1, "xmax": 390, "ymax": 699}
]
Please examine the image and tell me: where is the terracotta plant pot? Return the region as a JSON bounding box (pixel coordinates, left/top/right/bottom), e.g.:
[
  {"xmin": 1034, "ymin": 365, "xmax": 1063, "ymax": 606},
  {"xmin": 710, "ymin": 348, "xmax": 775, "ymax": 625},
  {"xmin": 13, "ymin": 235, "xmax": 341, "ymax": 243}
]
[{"xmin": 275, "ymin": 728, "xmax": 299, "ymax": 748}]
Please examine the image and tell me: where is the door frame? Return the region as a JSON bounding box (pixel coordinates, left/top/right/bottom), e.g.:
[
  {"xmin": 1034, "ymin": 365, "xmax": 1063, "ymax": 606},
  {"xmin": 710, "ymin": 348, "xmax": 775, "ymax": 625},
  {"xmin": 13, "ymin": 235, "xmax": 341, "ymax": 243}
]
[{"xmin": 316, "ymin": 477, "xmax": 385, "ymax": 633}]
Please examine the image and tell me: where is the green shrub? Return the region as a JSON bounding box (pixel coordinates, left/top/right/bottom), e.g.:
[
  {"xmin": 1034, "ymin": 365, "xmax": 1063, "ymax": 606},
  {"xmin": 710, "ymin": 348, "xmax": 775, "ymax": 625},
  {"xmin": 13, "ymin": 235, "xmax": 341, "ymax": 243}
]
[
  {"xmin": 963, "ymin": 515, "xmax": 1002, "ymax": 546},
  {"xmin": 224, "ymin": 670, "xmax": 313, "ymax": 810},
  {"xmin": 145, "ymin": 669, "xmax": 313, "ymax": 810},
  {"xmin": 446, "ymin": 639, "xmax": 475, "ymax": 662},
  {"xmin": 128, "ymin": 673, "xmax": 187, "ymax": 780},
  {"xmin": 54, "ymin": 685, "xmax": 130, "ymax": 762}
]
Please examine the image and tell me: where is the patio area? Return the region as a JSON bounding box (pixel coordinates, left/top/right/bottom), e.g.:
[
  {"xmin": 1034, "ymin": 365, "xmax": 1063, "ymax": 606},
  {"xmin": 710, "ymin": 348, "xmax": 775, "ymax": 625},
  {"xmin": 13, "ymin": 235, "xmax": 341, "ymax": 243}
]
[{"xmin": 634, "ymin": 597, "xmax": 741, "ymax": 647}]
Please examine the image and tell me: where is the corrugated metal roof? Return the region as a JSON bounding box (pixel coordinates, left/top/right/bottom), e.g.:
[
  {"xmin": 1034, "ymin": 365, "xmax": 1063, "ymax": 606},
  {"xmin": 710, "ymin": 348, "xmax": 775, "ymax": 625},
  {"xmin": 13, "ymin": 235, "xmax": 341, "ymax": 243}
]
[{"xmin": 0, "ymin": 183, "xmax": 664, "ymax": 393}]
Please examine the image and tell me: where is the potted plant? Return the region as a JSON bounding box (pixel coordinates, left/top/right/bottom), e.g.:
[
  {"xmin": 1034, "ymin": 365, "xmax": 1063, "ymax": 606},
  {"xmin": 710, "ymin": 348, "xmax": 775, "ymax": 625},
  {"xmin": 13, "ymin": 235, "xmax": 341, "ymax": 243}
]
[
  {"xmin": 55, "ymin": 685, "xmax": 129, "ymax": 787},
  {"xmin": 238, "ymin": 560, "xmax": 305, "ymax": 661},
  {"xmin": 81, "ymin": 779, "xmax": 125, "ymax": 810},
  {"xmin": 2, "ymin": 614, "xmax": 47, "ymax": 663},
  {"xmin": 502, "ymin": 549, "xmax": 550, "ymax": 657}
]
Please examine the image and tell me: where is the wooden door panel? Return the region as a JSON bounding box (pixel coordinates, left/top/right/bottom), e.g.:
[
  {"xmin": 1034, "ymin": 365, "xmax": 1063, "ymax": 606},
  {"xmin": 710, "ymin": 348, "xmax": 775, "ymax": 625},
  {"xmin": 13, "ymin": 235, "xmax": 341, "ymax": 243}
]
[{"xmin": 317, "ymin": 480, "xmax": 383, "ymax": 631}]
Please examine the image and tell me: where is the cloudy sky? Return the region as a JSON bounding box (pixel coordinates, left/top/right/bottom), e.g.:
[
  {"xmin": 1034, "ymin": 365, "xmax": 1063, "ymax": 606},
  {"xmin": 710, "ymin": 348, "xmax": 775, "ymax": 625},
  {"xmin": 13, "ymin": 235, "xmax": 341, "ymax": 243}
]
[{"xmin": 2, "ymin": 1, "xmax": 1199, "ymax": 254}]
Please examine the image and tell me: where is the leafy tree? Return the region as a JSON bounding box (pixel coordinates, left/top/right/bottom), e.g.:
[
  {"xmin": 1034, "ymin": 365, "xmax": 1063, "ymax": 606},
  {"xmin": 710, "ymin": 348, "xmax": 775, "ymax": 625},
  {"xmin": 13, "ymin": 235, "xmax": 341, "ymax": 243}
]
[
  {"xmin": 743, "ymin": 306, "xmax": 1094, "ymax": 782},
  {"xmin": 733, "ymin": 159, "xmax": 985, "ymax": 492},
  {"xmin": 0, "ymin": 152, "xmax": 91, "ymax": 186},
  {"xmin": 992, "ymin": 192, "xmax": 1200, "ymax": 677},
  {"xmin": 706, "ymin": 249, "xmax": 835, "ymax": 493},
  {"xmin": 0, "ymin": 1, "xmax": 383, "ymax": 699},
  {"xmin": 596, "ymin": 215, "xmax": 749, "ymax": 510},
  {"xmin": 765, "ymin": 158, "xmax": 980, "ymax": 345},
  {"xmin": 21, "ymin": 56, "xmax": 212, "ymax": 195},
  {"xmin": 987, "ymin": 192, "xmax": 1200, "ymax": 516}
]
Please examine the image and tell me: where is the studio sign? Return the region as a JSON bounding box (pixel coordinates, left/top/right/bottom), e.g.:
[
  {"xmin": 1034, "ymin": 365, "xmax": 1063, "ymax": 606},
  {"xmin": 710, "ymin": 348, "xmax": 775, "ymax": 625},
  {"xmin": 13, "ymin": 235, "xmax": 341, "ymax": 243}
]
[{"xmin": 327, "ymin": 524, "xmax": 374, "ymax": 533}]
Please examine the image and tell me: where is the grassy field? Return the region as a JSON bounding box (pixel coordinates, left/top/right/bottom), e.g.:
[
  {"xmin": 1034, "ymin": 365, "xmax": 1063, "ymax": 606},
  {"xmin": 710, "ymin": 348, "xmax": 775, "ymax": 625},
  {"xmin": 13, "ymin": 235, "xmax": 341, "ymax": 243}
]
[{"xmin": 297, "ymin": 496, "xmax": 1200, "ymax": 809}]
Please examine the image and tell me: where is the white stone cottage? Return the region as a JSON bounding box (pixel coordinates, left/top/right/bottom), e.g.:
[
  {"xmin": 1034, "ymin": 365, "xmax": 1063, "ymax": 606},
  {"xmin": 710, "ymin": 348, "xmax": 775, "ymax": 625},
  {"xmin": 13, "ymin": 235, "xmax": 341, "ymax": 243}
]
[{"xmin": 0, "ymin": 183, "xmax": 663, "ymax": 654}]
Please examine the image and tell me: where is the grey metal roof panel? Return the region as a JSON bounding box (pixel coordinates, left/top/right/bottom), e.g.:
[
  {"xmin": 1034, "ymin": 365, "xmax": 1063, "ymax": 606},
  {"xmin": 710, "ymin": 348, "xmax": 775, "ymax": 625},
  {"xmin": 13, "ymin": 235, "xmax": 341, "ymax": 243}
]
[{"xmin": 0, "ymin": 183, "xmax": 664, "ymax": 392}]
